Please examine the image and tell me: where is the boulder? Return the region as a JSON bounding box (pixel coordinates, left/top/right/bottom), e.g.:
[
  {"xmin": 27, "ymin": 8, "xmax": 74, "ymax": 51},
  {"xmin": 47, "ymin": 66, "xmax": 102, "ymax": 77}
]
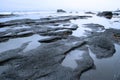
[
  {"xmin": 57, "ymin": 9, "xmax": 66, "ymax": 13},
  {"xmin": 97, "ymin": 11, "xmax": 113, "ymax": 19}
]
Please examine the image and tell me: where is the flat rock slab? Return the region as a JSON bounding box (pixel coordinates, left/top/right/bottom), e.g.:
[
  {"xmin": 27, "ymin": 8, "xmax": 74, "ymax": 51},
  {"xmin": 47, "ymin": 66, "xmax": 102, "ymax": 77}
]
[{"xmin": 0, "ymin": 36, "xmax": 93, "ymax": 80}]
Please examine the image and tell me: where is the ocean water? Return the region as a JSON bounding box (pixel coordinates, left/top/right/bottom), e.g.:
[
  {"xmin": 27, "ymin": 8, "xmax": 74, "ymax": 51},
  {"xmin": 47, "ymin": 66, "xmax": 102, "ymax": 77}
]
[{"xmin": 0, "ymin": 11, "xmax": 85, "ymax": 22}]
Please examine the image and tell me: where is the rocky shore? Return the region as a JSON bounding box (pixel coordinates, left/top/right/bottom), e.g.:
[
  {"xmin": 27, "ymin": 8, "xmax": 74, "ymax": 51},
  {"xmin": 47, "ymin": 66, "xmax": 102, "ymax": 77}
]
[{"xmin": 0, "ymin": 11, "xmax": 120, "ymax": 80}]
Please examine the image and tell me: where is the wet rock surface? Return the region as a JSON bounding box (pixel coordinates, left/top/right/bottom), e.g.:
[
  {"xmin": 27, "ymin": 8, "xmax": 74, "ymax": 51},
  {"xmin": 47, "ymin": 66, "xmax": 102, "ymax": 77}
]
[
  {"xmin": 0, "ymin": 12, "xmax": 120, "ymax": 80},
  {"xmin": 0, "ymin": 38, "xmax": 93, "ymax": 80},
  {"xmin": 0, "ymin": 15, "xmax": 92, "ymax": 27},
  {"xmin": 88, "ymin": 36, "xmax": 115, "ymax": 58},
  {"xmin": 83, "ymin": 23, "xmax": 105, "ymax": 32}
]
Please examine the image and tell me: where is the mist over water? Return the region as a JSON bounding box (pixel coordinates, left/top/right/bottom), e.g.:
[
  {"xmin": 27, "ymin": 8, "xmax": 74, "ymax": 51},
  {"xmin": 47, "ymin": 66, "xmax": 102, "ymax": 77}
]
[{"xmin": 0, "ymin": 0, "xmax": 120, "ymax": 12}]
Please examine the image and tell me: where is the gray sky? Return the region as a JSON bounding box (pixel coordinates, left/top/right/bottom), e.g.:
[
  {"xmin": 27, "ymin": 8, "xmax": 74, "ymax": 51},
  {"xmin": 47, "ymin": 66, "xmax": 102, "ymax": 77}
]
[{"xmin": 0, "ymin": 0, "xmax": 120, "ymax": 11}]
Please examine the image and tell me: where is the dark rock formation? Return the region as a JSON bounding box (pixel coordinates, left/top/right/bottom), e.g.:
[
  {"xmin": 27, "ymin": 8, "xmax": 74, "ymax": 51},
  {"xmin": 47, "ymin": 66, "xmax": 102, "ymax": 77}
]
[
  {"xmin": 40, "ymin": 29, "xmax": 72, "ymax": 36},
  {"xmin": 85, "ymin": 11, "xmax": 95, "ymax": 14},
  {"xmin": 0, "ymin": 13, "xmax": 16, "ymax": 18},
  {"xmin": 88, "ymin": 36, "xmax": 115, "ymax": 59},
  {"xmin": 84, "ymin": 28, "xmax": 120, "ymax": 59},
  {"xmin": 113, "ymin": 13, "xmax": 119, "ymax": 16},
  {"xmin": 104, "ymin": 29, "xmax": 120, "ymax": 43},
  {"xmin": 57, "ymin": 9, "xmax": 66, "ymax": 13},
  {"xmin": 86, "ymin": 28, "xmax": 120, "ymax": 59},
  {"xmin": 38, "ymin": 36, "xmax": 66, "ymax": 43},
  {"xmin": 97, "ymin": 11, "xmax": 113, "ymax": 19}
]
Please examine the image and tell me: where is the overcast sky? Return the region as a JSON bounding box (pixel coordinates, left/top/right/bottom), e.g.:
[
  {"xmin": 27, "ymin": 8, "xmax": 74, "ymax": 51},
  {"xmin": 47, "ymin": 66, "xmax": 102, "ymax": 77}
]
[{"xmin": 0, "ymin": 0, "xmax": 120, "ymax": 11}]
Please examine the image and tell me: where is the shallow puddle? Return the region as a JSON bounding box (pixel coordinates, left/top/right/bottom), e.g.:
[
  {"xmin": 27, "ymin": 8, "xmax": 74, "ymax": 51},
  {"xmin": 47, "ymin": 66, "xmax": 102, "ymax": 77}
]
[
  {"xmin": 61, "ymin": 50, "xmax": 84, "ymax": 69},
  {"xmin": 0, "ymin": 27, "xmax": 11, "ymax": 32},
  {"xmin": 0, "ymin": 34, "xmax": 49, "ymax": 53},
  {"xmin": 80, "ymin": 44, "xmax": 120, "ymax": 80},
  {"xmin": 71, "ymin": 15, "xmax": 120, "ymax": 37},
  {"xmin": 71, "ymin": 19, "xmax": 92, "ymax": 37}
]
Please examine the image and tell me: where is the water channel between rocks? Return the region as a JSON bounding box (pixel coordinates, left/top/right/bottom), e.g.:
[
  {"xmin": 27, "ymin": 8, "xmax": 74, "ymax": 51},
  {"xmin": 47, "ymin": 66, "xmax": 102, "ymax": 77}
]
[{"xmin": 80, "ymin": 44, "xmax": 120, "ymax": 80}]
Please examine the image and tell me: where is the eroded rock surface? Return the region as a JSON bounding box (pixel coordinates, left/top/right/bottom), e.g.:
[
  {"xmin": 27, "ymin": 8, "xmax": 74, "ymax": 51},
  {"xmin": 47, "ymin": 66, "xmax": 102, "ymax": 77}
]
[
  {"xmin": 85, "ymin": 28, "xmax": 120, "ymax": 59},
  {"xmin": 0, "ymin": 13, "xmax": 120, "ymax": 80},
  {"xmin": 0, "ymin": 37, "xmax": 94, "ymax": 80},
  {"xmin": 0, "ymin": 15, "xmax": 94, "ymax": 80},
  {"xmin": 88, "ymin": 36, "xmax": 115, "ymax": 58}
]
